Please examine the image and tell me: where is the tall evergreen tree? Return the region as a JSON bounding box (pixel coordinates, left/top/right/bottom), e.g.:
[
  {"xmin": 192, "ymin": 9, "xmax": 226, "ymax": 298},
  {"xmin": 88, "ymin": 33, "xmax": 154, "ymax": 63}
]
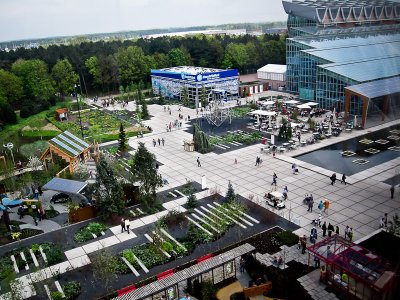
[
  {"xmin": 93, "ymin": 156, "xmax": 125, "ymax": 219},
  {"xmin": 225, "ymin": 180, "xmax": 236, "ymax": 202},
  {"xmin": 118, "ymin": 123, "xmax": 127, "ymax": 152},
  {"xmin": 141, "ymin": 99, "xmax": 149, "ymax": 120}
]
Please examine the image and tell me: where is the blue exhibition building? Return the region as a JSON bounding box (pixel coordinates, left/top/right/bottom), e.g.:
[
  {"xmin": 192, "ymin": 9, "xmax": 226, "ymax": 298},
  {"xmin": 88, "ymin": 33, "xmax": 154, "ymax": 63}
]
[{"xmin": 151, "ymin": 66, "xmax": 239, "ymax": 106}]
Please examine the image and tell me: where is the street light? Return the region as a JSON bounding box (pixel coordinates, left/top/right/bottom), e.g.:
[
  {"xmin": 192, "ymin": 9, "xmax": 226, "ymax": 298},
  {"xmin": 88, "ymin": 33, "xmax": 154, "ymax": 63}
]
[
  {"xmin": 3, "ymin": 142, "xmax": 15, "ymax": 167},
  {"xmin": 74, "ymin": 84, "xmax": 84, "ymax": 138}
]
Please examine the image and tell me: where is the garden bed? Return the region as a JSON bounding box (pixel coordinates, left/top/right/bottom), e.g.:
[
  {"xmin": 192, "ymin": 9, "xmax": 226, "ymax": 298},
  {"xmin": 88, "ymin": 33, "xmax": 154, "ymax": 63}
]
[{"xmin": 74, "ymin": 222, "xmax": 107, "ymax": 243}]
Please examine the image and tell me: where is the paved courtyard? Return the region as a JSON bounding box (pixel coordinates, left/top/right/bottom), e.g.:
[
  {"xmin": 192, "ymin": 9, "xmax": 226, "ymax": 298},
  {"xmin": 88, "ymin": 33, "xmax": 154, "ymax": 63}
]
[{"xmin": 114, "ymin": 96, "xmax": 400, "ymax": 242}]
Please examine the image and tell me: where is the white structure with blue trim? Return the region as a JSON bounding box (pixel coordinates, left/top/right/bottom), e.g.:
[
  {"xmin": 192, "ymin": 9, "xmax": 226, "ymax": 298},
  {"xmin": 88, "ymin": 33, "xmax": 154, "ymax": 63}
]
[{"xmin": 151, "ymin": 66, "xmax": 239, "ymax": 107}]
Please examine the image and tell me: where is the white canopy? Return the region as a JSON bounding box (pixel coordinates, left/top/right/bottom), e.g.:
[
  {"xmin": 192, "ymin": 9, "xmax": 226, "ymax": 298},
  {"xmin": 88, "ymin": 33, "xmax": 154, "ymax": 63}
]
[
  {"xmin": 284, "ymin": 100, "xmax": 299, "ymax": 104},
  {"xmin": 250, "ymin": 110, "xmax": 277, "ymax": 116},
  {"xmin": 297, "ymin": 104, "xmax": 312, "ymax": 109},
  {"xmin": 291, "ymin": 122, "xmax": 302, "ymax": 128},
  {"xmin": 259, "ymin": 100, "xmax": 275, "ymax": 105},
  {"xmin": 304, "ymin": 102, "xmax": 319, "ymax": 106}
]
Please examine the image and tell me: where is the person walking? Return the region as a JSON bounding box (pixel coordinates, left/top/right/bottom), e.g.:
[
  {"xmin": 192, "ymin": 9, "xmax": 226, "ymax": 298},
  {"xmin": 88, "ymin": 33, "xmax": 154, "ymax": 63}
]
[
  {"xmin": 197, "ymin": 157, "xmax": 201, "ymax": 167},
  {"xmin": 344, "ymin": 225, "xmax": 350, "ymax": 239},
  {"xmin": 348, "ymin": 228, "xmax": 353, "ymax": 241},
  {"xmin": 271, "ymin": 173, "xmax": 277, "ymax": 186},
  {"xmin": 157, "ymin": 138, "xmax": 161, "ymax": 146},
  {"xmin": 239, "ymin": 258, "xmax": 245, "ymax": 273},
  {"xmin": 327, "ymin": 223, "xmax": 334, "ymax": 237},
  {"xmin": 283, "ymin": 186, "xmax": 288, "ymax": 200},
  {"xmin": 161, "ymin": 138, "xmax": 165, "ymax": 146},
  {"xmin": 121, "ymin": 218, "xmax": 126, "ymax": 233},
  {"xmin": 301, "ymin": 235, "xmax": 307, "ymax": 254},
  {"xmin": 390, "ymin": 185, "xmax": 395, "ymax": 199},
  {"xmin": 153, "ymin": 139, "xmax": 156, "ymax": 147},
  {"xmin": 318, "ymin": 200, "xmax": 324, "ymax": 213},
  {"xmin": 330, "ymin": 173, "xmax": 337, "ymax": 185},
  {"xmin": 335, "ymin": 226, "xmax": 339, "ymax": 235},
  {"xmin": 125, "ymin": 218, "xmax": 131, "ymax": 234},
  {"xmin": 323, "ymin": 199, "xmax": 330, "ymax": 214},
  {"xmin": 307, "ymin": 197, "xmax": 314, "ymax": 212},
  {"xmin": 255, "ymin": 156, "xmax": 260, "ymax": 166},
  {"xmin": 310, "ymin": 227, "xmax": 317, "ymax": 243},
  {"xmin": 37, "ymin": 208, "xmax": 42, "ymax": 222},
  {"xmin": 321, "ymin": 221, "xmax": 327, "ymax": 237},
  {"xmin": 341, "ymin": 174, "xmax": 347, "ymax": 185}
]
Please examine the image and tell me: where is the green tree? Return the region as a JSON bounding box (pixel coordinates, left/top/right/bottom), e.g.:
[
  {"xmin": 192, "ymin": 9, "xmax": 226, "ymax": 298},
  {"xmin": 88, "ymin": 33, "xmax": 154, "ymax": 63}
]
[
  {"xmin": 225, "ymin": 180, "xmax": 236, "ymax": 202},
  {"xmin": 192, "ymin": 124, "xmax": 211, "ymax": 153},
  {"xmin": 181, "ymin": 87, "xmax": 189, "ymax": 107},
  {"xmin": 11, "ymin": 59, "xmax": 55, "ymax": 101},
  {"xmin": 225, "ymin": 43, "xmax": 249, "ymax": 72},
  {"xmin": 158, "ymin": 86, "xmax": 165, "ymax": 105},
  {"xmin": 51, "ymin": 58, "xmax": 79, "ymax": 99},
  {"xmin": 388, "ymin": 213, "xmax": 400, "ymax": 237},
  {"xmin": 168, "ymin": 48, "xmax": 192, "ymax": 66},
  {"xmin": 141, "ymin": 99, "xmax": 149, "ymax": 120},
  {"xmin": 201, "ymin": 279, "xmax": 217, "ymax": 300},
  {"xmin": 118, "ymin": 123, "xmax": 127, "ymax": 152},
  {"xmin": 0, "ymin": 103, "xmax": 17, "ymax": 124},
  {"xmin": 116, "ymin": 46, "xmax": 148, "ymax": 86},
  {"xmin": 91, "ymin": 248, "xmax": 118, "ymax": 294},
  {"xmin": 0, "ymin": 69, "xmax": 24, "ymax": 104},
  {"xmin": 130, "ymin": 142, "xmax": 162, "ymax": 196},
  {"xmin": 85, "ymin": 56, "xmax": 101, "ymax": 88},
  {"xmin": 93, "ymin": 156, "xmax": 125, "ymax": 219},
  {"xmin": 186, "ymin": 192, "xmax": 198, "ymax": 209},
  {"xmin": 200, "ymin": 86, "xmax": 208, "ymax": 108}
]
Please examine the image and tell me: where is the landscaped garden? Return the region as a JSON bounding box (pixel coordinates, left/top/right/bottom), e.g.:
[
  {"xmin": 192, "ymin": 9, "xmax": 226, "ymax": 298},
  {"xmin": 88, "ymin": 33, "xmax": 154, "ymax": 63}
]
[{"xmin": 47, "ymin": 109, "xmax": 148, "ymax": 142}]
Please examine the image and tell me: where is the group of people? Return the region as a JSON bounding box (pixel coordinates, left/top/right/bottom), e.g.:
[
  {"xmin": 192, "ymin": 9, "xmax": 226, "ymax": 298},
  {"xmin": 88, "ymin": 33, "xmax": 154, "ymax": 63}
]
[
  {"xmin": 120, "ymin": 218, "xmax": 131, "ymax": 234},
  {"xmin": 305, "ymin": 196, "xmax": 330, "ymax": 215},
  {"xmin": 17, "ymin": 205, "xmax": 45, "ymax": 226},
  {"xmin": 152, "ymin": 137, "xmax": 165, "ymax": 147},
  {"xmin": 330, "ymin": 173, "xmax": 347, "ymax": 185}
]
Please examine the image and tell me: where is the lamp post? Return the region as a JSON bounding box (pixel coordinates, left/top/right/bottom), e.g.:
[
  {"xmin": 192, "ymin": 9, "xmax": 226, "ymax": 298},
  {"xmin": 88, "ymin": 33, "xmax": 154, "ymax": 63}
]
[
  {"xmin": 3, "ymin": 142, "xmax": 15, "ymax": 167},
  {"xmin": 74, "ymin": 84, "xmax": 84, "ymax": 138}
]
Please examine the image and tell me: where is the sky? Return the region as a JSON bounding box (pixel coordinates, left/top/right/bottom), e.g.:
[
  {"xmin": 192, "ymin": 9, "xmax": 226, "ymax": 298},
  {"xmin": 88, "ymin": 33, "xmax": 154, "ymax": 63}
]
[{"xmin": 0, "ymin": 0, "xmax": 287, "ymax": 42}]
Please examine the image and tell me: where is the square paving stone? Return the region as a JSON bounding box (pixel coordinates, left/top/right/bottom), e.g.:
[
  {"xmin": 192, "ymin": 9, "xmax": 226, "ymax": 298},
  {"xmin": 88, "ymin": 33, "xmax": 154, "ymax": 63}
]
[
  {"xmin": 64, "ymin": 247, "xmax": 86, "ymax": 260},
  {"xmin": 98, "ymin": 236, "xmax": 120, "ymax": 248},
  {"xmin": 115, "ymin": 231, "xmax": 137, "ymax": 242},
  {"xmin": 69, "ymin": 255, "xmax": 91, "ymax": 269},
  {"xmin": 82, "ymin": 241, "xmax": 103, "ymax": 254}
]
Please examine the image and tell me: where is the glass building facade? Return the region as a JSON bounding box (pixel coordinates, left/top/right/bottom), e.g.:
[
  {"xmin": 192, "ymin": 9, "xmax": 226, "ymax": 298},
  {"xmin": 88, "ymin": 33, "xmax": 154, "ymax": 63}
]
[{"xmin": 282, "ymin": 0, "xmax": 400, "ymax": 115}]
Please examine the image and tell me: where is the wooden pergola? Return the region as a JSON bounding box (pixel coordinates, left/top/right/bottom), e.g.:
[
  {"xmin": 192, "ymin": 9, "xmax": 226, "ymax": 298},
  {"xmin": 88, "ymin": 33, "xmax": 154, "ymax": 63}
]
[{"xmin": 40, "ymin": 131, "xmax": 91, "ymax": 173}]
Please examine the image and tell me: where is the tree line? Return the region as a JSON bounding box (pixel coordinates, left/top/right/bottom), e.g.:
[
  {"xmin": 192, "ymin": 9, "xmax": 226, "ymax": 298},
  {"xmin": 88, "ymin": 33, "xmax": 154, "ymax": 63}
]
[{"xmin": 0, "ymin": 33, "xmax": 286, "ymax": 125}]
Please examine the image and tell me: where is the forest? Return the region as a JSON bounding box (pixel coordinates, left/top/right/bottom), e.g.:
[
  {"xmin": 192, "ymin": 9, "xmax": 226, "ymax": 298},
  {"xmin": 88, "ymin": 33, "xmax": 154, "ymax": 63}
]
[{"xmin": 0, "ymin": 33, "xmax": 286, "ymax": 125}]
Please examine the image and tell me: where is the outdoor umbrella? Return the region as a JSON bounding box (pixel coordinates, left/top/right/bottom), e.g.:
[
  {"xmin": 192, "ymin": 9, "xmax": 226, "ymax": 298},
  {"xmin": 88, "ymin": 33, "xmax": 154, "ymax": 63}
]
[
  {"xmin": 297, "ymin": 104, "xmax": 312, "ymax": 109},
  {"xmin": 1, "ymin": 198, "xmax": 12, "ymax": 206},
  {"xmin": 285, "ymin": 100, "xmax": 299, "ymax": 105},
  {"xmin": 7, "ymin": 199, "xmax": 23, "ymax": 206}
]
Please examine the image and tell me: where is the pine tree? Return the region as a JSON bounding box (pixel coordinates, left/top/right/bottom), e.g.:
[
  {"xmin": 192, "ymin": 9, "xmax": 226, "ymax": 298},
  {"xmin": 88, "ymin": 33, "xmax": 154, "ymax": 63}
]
[
  {"xmin": 225, "ymin": 180, "xmax": 236, "ymax": 202},
  {"xmin": 158, "ymin": 86, "xmax": 165, "ymax": 105},
  {"xmin": 141, "ymin": 99, "xmax": 149, "ymax": 119},
  {"xmin": 118, "ymin": 123, "xmax": 127, "ymax": 152},
  {"xmin": 93, "ymin": 156, "xmax": 125, "ymax": 219}
]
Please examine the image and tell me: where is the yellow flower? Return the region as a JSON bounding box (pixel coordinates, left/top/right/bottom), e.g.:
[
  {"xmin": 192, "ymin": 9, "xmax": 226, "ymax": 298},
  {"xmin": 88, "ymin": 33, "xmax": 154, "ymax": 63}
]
[{"xmin": 11, "ymin": 232, "xmax": 22, "ymax": 240}]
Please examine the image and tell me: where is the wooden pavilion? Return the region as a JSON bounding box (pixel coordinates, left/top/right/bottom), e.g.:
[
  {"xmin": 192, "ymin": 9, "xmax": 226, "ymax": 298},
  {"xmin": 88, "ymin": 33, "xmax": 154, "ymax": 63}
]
[{"xmin": 40, "ymin": 131, "xmax": 91, "ymax": 173}]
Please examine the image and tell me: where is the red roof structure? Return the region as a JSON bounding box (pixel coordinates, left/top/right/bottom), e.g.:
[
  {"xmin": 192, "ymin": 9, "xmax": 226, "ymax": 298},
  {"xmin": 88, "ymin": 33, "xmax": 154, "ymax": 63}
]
[{"xmin": 307, "ymin": 235, "xmax": 396, "ymax": 299}]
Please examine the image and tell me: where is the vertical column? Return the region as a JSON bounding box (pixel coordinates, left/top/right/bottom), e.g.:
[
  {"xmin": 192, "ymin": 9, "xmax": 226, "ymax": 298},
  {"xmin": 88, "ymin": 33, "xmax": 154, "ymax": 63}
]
[
  {"xmin": 343, "ymin": 90, "xmax": 351, "ymax": 124},
  {"xmin": 361, "ymin": 96, "xmax": 369, "ymax": 128},
  {"xmin": 382, "ymin": 95, "xmax": 390, "ymax": 115}
]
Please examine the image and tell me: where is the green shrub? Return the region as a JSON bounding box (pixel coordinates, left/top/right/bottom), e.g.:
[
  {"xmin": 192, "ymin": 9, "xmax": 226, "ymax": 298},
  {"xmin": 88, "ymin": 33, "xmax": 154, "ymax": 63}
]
[
  {"xmin": 31, "ymin": 243, "xmax": 40, "ymax": 253},
  {"xmin": 276, "ymin": 231, "xmax": 299, "ymax": 246},
  {"xmin": 41, "ymin": 243, "xmax": 64, "ymax": 266},
  {"xmin": 161, "ymin": 242, "xmax": 173, "ymax": 253},
  {"xmin": 74, "ymin": 222, "xmax": 107, "ymax": 242},
  {"xmin": 122, "ymin": 249, "xmax": 136, "ymax": 265},
  {"xmin": 63, "ymin": 281, "xmax": 81, "ymax": 300},
  {"xmin": 51, "ymin": 291, "xmax": 63, "ymax": 300}
]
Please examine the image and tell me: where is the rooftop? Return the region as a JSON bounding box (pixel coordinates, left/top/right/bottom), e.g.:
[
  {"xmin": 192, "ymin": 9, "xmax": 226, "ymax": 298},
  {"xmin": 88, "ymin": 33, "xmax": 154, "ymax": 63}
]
[
  {"xmin": 157, "ymin": 66, "xmax": 228, "ymax": 75},
  {"xmin": 283, "ymin": 0, "xmax": 400, "ymax": 24},
  {"xmin": 258, "ymin": 64, "xmax": 287, "ymax": 74},
  {"xmin": 302, "ymin": 38, "xmax": 400, "ymax": 63},
  {"xmin": 49, "ymin": 131, "xmax": 90, "ymax": 158},
  {"xmin": 345, "ymin": 76, "xmax": 400, "ymax": 99},
  {"xmin": 319, "ymin": 56, "xmax": 400, "ymax": 82}
]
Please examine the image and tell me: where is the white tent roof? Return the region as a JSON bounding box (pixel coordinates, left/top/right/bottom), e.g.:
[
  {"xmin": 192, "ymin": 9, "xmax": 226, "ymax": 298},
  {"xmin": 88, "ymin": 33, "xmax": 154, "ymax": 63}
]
[
  {"xmin": 285, "ymin": 100, "xmax": 299, "ymax": 104},
  {"xmin": 297, "ymin": 104, "xmax": 312, "ymax": 109},
  {"xmin": 304, "ymin": 102, "xmax": 319, "ymax": 106},
  {"xmin": 257, "ymin": 64, "xmax": 287, "ymax": 74},
  {"xmin": 249, "ymin": 110, "xmax": 277, "ymax": 116},
  {"xmin": 259, "ymin": 100, "xmax": 275, "ymax": 105}
]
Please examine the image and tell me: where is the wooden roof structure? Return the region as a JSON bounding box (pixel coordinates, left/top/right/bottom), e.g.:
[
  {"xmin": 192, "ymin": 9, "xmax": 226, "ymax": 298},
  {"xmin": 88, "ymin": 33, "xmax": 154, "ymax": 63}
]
[{"xmin": 40, "ymin": 131, "xmax": 91, "ymax": 173}]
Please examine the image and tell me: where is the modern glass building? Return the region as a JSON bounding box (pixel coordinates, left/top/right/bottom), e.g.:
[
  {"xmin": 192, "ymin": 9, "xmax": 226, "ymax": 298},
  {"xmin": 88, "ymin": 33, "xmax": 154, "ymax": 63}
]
[
  {"xmin": 151, "ymin": 67, "xmax": 239, "ymax": 107},
  {"xmin": 282, "ymin": 0, "xmax": 400, "ymax": 126}
]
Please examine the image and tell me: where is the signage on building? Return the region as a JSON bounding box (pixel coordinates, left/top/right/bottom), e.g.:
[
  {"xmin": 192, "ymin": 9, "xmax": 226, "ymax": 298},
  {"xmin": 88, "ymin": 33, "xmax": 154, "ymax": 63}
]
[{"xmin": 151, "ymin": 69, "xmax": 238, "ymax": 82}]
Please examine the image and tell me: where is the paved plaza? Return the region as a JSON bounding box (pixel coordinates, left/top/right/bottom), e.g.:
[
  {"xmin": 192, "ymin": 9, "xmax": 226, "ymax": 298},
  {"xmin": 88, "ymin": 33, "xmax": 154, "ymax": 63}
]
[{"xmin": 112, "ymin": 95, "xmax": 400, "ymax": 242}]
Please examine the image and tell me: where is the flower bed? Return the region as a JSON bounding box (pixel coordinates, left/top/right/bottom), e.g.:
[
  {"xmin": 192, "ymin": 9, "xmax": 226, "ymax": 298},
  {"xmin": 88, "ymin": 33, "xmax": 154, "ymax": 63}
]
[
  {"xmin": 132, "ymin": 244, "xmax": 169, "ymax": 269},
  {"xmin": 74, "ymin": 222, "xmax": 107, "ymax": 243},
  {"xmin": 210, "ymin": 131, "xmax": 263, "ymax": 146},
  {"xmin": 245, "ymin": 227, "xmax": 283, "ymax": 254},
  {"xmin": 41, "ymin": 242, "xmax": 64, "ymax": 266}
]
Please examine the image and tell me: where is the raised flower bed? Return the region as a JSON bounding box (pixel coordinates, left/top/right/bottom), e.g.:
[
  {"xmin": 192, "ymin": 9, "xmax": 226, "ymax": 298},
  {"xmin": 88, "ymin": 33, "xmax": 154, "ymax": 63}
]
[{"xmin": 74, "ymin": 222, "xmax": 107, "ymax": 243}]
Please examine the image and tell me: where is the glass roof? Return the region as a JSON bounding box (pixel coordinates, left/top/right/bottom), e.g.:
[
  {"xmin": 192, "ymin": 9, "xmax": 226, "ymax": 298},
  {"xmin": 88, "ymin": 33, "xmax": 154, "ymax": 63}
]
[
  {"xmin": 345, "ymin": 76, "xmax": 400, "ymax": 99},
  {"xmin": 319, "ymin": 56, "xmax": 400, "ymax": 82},
  {"xmin": 303, "ymin": 39, "xmax": 400, "ymax": 63},
  {"xmin": 295, "ymin": 32, "xmax": 400, "ymax": 48}
]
